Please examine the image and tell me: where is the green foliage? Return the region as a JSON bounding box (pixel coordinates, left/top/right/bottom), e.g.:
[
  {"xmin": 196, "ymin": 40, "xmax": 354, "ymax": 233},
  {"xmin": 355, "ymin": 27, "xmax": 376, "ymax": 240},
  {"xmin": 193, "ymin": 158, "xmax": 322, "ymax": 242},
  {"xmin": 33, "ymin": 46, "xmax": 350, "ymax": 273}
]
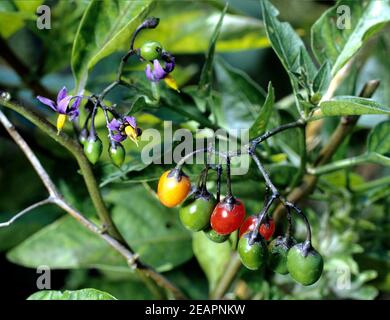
[
  {"xmin": 27, "ymin": 288, "xmax": 117, "ymax": 300},
  {"xmin": 193, "ymin": 231, "xmax": 231, "ymax": 293},
  {"xmin": 0, "ymin": 0, "xmax": 43, "ymax": 38},
  {"xmin": 1, "ymin": 0, "xmax": 389, "ymax": 301},
  {"xmin": 312, "ymin": 0, "xmax": 390, "ymax": 75}
]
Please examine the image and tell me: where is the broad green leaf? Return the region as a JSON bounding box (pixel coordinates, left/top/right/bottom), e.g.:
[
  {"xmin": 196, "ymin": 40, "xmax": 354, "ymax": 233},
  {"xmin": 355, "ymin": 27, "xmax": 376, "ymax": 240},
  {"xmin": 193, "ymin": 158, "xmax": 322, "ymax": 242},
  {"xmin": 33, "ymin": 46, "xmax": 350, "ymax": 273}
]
[
  {"xmin": 7, "ymin": 215, "xmax": 127, "ymax": 270},
  {"xmin": 199, "ymin": 4, "xmax": 227, "ymax": 96},
  {"xmin": 8, "ymin": 186, "xmax": 192, "ymax": 272},
  {"xmin": 141, "ymin": 1, "xmax": 267, "ymax": 54},
  {"xmin": 311, "ymin": 0, "xmax": 390, "ymax": 75},
  {"xmin": 192, "ymin": 231, "xmax": 231, "ymax": 293},
  {"xmin": 314, "ymin": 96, "xmax": 390, "ymax": 119},
  {"xmin": 71, "ymin": 0, "xmax": 154, "ymax": 91},
  {"xmin": 249, "ymin": 82, "xmax": 275, "ymax": 139},
  {"xmin": 367, "ymin": 120, "xmax": 390, "ymax": 156},
  {"xmin": 214, "ymin": 57, "xmax": 266, "ymax": 131},
  {"xmin": 105, "ymin": 185, "xmax": 193, "ymax": 271},
  {"xmin": 27, "ymin": 289, "xmax": 117, "ymax": 300},
  {"xmin": 313, "ymin": 60, "xmax": 332, "ymax": 95},
  {"xmin": 0, "ymin": 0, "xmax": 42, "ymax": 38},
  {"xmin": 32, "ymin": 0, "xmax": 89, "ymax": 74},
  {"xmin": 260, "ymin": 0, "xmax": 317, "ymax": 82}
]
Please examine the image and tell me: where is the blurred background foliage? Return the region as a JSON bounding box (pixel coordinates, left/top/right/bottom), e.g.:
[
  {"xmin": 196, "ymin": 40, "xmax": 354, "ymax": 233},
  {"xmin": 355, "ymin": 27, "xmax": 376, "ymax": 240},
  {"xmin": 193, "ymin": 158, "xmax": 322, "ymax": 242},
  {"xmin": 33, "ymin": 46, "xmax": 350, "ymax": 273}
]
[{"xmin": 0, "ymin": 0, "xmax": 389, "ymax": 300}]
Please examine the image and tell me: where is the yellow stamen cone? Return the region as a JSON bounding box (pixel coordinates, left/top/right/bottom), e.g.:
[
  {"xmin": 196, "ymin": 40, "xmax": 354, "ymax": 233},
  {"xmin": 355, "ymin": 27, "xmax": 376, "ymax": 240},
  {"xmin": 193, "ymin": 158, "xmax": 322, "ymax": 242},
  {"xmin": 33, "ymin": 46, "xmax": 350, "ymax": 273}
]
[
  {"xmin": 124, "ymin": 125, "xmax": 139, "ymax": 147},
  {"xmin": 56, "ymin": 114, "xmax": 67, "ymax": 134},
  {"xmin": 164, "ymin": 75, "xmax": 180, "ymax": 92}
]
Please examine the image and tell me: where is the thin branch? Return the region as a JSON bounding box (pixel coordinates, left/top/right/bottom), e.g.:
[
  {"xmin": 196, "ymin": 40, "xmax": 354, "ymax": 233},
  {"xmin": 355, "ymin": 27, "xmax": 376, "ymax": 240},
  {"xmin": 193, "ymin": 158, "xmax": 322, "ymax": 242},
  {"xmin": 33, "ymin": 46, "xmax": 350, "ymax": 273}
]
[
  {"xmin": 0, "ymin": 105, "xmax": 186, "ymax": 300},
  {"xmin": 0, "ymin": 198, "xmax": 53, "ymax": 228}
]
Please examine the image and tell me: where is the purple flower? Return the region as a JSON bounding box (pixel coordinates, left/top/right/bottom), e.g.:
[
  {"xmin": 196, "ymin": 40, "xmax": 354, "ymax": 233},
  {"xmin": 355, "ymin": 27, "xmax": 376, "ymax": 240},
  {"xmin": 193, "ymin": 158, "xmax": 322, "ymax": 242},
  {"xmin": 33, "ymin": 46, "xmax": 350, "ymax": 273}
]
[
  {"xmin": 107, "ymin": 116, "xmax": 142, "ymax": 146},
  {"xmin": 145, "ymin": 51, "xmax": 175, "ymax": 82},
  {"xmin": 37, "ymin": 87, "xmax": 82, "ymax": 133}
]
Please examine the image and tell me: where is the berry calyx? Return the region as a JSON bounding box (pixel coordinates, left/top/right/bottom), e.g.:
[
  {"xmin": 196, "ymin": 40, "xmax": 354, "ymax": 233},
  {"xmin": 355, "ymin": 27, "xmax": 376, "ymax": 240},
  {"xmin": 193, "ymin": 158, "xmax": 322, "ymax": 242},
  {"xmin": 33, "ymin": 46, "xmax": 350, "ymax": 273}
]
[
  {"xmin": 210, "ymin": 197, "xmax": 246, "ymax": 235},
  {"xmin": 268, "ymin": 236, "xmax": 296, "ymax": 275},
  {"xmin": 179, "ymin": 192, "xmax": 216, "ymax": 232},
  {"xmin": 84, "ymin": 136, "xmax": 103, "ymax": 164},
  {"xmin": 140, "ymin": 41, "xmax": 162, "ymax": 61},
  {"xmin": 157, "ymin": 169, "xmax": 191, "ymax": 208},
  {"xmin": 238, "ymin": 232, "xmax": 267, "ymax": 270},
  {"xmin": 287, "ymin": 241, "xmax": 323, "ymax": 286}
]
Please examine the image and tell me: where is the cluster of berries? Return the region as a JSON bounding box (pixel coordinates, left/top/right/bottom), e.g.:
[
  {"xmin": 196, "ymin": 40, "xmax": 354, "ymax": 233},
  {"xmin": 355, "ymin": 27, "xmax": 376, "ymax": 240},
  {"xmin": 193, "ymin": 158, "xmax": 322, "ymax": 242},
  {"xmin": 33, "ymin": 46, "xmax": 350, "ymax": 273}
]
[{"xmin": 157, "ymin": 167, "xmax": 323, "ymax": 286}]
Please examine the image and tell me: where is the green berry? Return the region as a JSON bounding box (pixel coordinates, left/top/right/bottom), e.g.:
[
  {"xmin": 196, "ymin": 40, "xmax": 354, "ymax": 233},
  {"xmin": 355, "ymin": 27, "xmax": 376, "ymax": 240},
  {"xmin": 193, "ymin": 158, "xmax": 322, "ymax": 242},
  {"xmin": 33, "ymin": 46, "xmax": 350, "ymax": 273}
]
[
  {"xmin": 179, "ymin": 194, "xmax": 216, "ymax": 232},
  {"xmin": 287, "ymin": 241, "xmax": 324, "ymax": 286},
  {"xmin": 204, "ymin": 227, "xmax": 229, "ymax": 243},
  {"xmin": 109, "ymin": 143, "xmax": 126, "ymax": 167},
  {"xmin": 238, "ymin": 233, "xmax": 267, "ymax": 270},
  {"xmin": 310, "ymin": 92, "xmax": 322, "ymax": 105},
  {"xmin": 140, "ymin": 41, "xmax": 162, "ymax": 61},
  {"xmin": 268, "ymin": 236, "xmax": 296, "ymax": 275},
  {"xmin": 84, "ymin": 136, "xmax": 103, "ymax": 164}
]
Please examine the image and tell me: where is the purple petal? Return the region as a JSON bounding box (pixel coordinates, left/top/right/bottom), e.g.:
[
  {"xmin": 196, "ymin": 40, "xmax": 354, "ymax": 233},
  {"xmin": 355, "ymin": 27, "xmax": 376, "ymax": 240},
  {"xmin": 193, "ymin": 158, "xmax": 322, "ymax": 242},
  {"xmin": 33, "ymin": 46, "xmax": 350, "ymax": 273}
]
[
  {"xmin": 57, "ymin": 96, "xmax": 72, "ymax": 114},
  {"xmin": 37, "ymin": 96, "xmax": 57, "ymax": 111},
  {"xmin": 107, "ymin": 118, "xmax": 122, "ymax": 131},
  {"xmin": 145, "ymin": 64, "xmax": 155, "ymax": 81},
  {"xmin": 70, "ymin": 96, "xmax": 82, "ymax": 110},
  {"xmin": 164, "ymin": 61, "xmax": 175, "ymax": 73},
  {"xmin": 124, "ymin": 116, "xmax": 137, "ymax": 128},
  {"xmin": 68, "ymin": 109, "xmax": 80, "ymax": 121},
  {"xmin": 57, "ymin": 86, "xmax": 67, "ymax": 104},
  {"xmin": 153, "ymin": 59, "xmax": 167, "ymax": 80},
  {"xmin": 112, "ymin": 133, "xmax": 126, "ymax": 143}
]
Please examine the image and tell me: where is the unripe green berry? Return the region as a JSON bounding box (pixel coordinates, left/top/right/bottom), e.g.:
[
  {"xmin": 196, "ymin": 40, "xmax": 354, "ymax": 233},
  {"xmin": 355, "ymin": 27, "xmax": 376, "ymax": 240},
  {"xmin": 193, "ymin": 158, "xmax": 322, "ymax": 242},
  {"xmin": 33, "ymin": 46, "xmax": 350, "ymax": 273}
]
[
  {"xmin": 140, "ymin": 41, "xmax": 162, "ymax": 61},
  {"xmin": 179, "ymin": 195, "xmax": 216, "ymax": 232},
  {"xmin": 109, "ymin": 143, "xmax": 126, "ymax": 167},
  {"xmin": 79, "ymin": 129, "xmax": 88, "ymax": 146},
  {"xmin": 204, "ymin": 227, "xmax": 229, "ymax": 243},
  {"xmin": 268, "ymin": 236, "xmax": 296, "ymax": 275},
  {"xmin": 84, "ymin": 136, "xmax": 103, "ymax": 164},
  {"xmin": 238, "ymin": 233, "xmax": 267, "ymax": 270},
  {"xmin": 287, "ymin": 241, "xmax": 323, "ymax": 286},
  {"xmin": 310, "ymin": 92, "xmax": 322, "ymax": 105}
]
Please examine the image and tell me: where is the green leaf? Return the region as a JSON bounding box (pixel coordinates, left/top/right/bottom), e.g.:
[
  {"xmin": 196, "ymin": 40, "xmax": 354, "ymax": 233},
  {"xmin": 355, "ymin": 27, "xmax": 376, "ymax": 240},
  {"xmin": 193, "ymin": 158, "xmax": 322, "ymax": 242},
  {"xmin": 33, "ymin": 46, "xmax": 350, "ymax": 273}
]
[
  {"xmin": 27, "ymin": 289, "xmax": 117, "ymax": 300},
  {"xmin": 249, "ymin": 82, "xmax": 275, "ymax": 139},
  {"xmin": 260, "ymin": 0, "xmax": 317, "ymax": 81},
  {"xmin": 143, "ymin": 1, "xmax": 267, "ymax": 54},
  {"xmin": 367, "ymin": 120, "xmax": 390, "ymax": 156},
  {"xmin": 313, "ymin": 60, "xmax": 332, "ymax": 95},
  {"xmin": 106, "ymin": 185, "xmax": 193, "ymax": 271},
  {"xmin": 8, "ymin": 186, "xmax": 192, "ymax": 272},
  {"xmin": 311, "ymin": 0, "xmax": 390, "ymax": 75},
  {"xmin": 33, "ymin": 0, "xmax": 89, "ymax": 74},
  {"xmin": 0, "ymin": 0, "xmax": 42, "ymax": 38},
  {"xmin": 7, "ymin": 215, "xmax": 127, "ymax": 270},
  {"xmin": 315, "ymin": 96, "xmax": 390, "ymax": 119},
  {"xmin": 192, "ymin": 231, "xmax": 231, "ymax": 292},
  {"xmin": 71, "ymin": 0, "xmax": 154, "ymax": 91},
  {"xmin": 199, "ymin": 4, "xmax": 227, "ymax": 96},
  {"xmin": 214, "ymin": 57, "xmax": 266, "ymax": 131}
]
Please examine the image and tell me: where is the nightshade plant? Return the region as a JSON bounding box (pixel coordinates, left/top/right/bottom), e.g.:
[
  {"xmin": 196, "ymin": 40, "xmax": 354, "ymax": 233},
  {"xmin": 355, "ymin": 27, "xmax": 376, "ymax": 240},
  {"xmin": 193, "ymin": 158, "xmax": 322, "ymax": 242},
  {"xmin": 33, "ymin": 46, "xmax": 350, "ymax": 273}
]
[{"xmin": 0, "ymin": 0, "xmax": 389, "ymax": 300}]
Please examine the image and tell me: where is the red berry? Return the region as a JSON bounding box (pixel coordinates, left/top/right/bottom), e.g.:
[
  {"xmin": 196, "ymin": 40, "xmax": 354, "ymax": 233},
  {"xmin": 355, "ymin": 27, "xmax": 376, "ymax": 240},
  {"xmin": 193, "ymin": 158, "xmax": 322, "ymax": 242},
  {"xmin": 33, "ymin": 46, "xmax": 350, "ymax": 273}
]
[
  {"xmin": 239, "ymin": 215, "xmax": 257, "ymax": 238},
  {"xmin": 239, "ymin": 215, "xmax": 275, "ymax": 240},
  {"xmin": 210, "ymin": 199, "xmax": 246, "ymax": 235},
  {"xmin": 259, "ymin": 217, "xmax": 275, "ymax": 240}
]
